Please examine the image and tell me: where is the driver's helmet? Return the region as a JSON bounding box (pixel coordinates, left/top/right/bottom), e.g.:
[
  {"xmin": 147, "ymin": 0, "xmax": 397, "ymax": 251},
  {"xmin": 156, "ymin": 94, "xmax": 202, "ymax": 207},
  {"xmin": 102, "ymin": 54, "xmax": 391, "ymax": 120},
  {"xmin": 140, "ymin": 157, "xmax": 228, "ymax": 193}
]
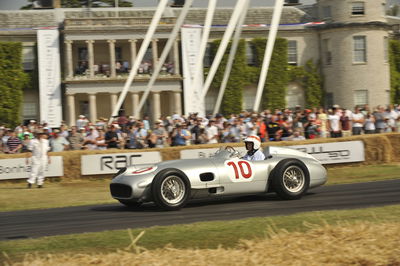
[{"xmin": 244, "ymin": 135, "xmax": 261, "ymax": 150}]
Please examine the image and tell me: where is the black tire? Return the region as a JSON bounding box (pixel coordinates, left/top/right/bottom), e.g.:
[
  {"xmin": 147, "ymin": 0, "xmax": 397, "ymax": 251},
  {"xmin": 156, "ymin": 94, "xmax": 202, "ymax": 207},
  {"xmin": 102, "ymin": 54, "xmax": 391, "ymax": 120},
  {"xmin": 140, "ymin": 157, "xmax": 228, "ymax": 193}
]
[
  {"xmin": 270, "ymin": 159, "xmax": 310, "ymax": 200},
  {"xmin": 118, "ymin": 199, "xmax": 142, "ymax": 208},
  {"xmin": 151, "ymin": 169, "xmax": 191, "ymax": 211}
]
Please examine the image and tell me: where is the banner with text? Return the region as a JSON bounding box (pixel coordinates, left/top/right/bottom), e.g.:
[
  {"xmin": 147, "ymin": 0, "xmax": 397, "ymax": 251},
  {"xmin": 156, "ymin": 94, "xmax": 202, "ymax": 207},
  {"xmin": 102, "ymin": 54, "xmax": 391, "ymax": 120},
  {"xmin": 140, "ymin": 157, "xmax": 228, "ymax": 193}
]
[
  {"xmin": 81, "ymin": 152, "xmax": 162, "ymax": 175},
  {"xmin": 0, "ymin": 156, "xmax": 64, "ymax": 180},
  {"xmin": 181, "ymin": 27, "xmax": 205, "ymax": 117},
  {"xmin": 180, "ymin": 141, "xmax": 365, "ymax": 164},
  {"xmin": 37, "ymin": 29, "xmax": 63, "ymax": 128}
]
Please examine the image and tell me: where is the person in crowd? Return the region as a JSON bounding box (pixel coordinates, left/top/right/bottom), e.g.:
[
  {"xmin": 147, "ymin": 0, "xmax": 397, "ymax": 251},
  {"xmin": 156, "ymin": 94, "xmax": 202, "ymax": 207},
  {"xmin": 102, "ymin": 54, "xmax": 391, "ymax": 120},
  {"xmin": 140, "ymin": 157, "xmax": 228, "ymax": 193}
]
[
  {"xmin": 340, "ymin": 109, "xmax": 352, "ymax": 137},
  {"xmin": 171, "ymin": 124, "xmax": 190, "ymax": 146},
  {"xmin": 76, "ymin": 115, "xmax": 89, "ymax": 129},
  {"xmin": 364, "ymin": 112, "xmax": 376, "ymax": 134},
  {"xmin": 317, "ymin": 108, "xmax": 328, "ymax": 138},
  {"xmin": 68, "ymin": 126, "xmax": 84, "ymax": 150},
  {"xmin": 351, "ymin": 107, "xmax": 365, "ymax": 135},
  {"xmin": 105, "ymin": 125, "xmax": 120, "ymax": 149},
  {"xmin": 328, "ymin": 108, "xmax": 342, "ymax": 138},
  {"xmin": 6, "ymin": 130, "xmax": 23, "ymax": 154},
  {"xmin": 95, "ymin": 129, "xmax": 107, "ymax": 150},
  {"xmin": 205, "ymin": 119, "xmax": 219, "ymax": 144},
  {"xmin": 26, "ymin": 131, "xmax": 50, "ymax": 188},
  {"xmin": 374, "ymin": 106, "xmax": 386, "ymax": 133},
  {"xmin": 21, "ymin": 133, "xmax": 32, "ymax": 153},
  {"xmin": 152, "ymin": 120, "xmax": 168, "ymax": 148},
  {"xmin": 50, "ymin": 130, "xmax": 70, "ymax": 152},
  {"xmin": 242, "ymin": 135, "xmax": 265, "ymax": 161},
  {"xmin": 288, "ymin": 130, "xmax": 306, "ymax": 141},
  {"xmin": 83, "ymin": 126, "xmax": 99, "ymax": 150}
]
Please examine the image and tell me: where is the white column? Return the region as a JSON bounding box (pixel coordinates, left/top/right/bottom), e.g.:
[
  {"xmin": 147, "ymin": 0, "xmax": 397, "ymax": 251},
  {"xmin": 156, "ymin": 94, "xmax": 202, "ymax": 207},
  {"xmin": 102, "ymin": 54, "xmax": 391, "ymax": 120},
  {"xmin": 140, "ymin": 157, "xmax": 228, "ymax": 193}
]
[
  {"xmin": 131, "ymin": 92, "xmax": 140, "ymax": 118},
  {"xmin": 108, "ymin": 39, "xmax": 116, "ymax": 77},
  {"xmin": 152, "ymin": 39, "xmax": 159, "ymax": 67},
  {"xmin": 128, "ymin": 39, "xmax": 137, "ymax": 72},
  {"xmin": 152, "ymin": 91, "xmax": 161, "ymax": 122},
  {"xmin": 173, "ymin": 91, "xmax": 182, "ymax": 115},
  {"xmin": 173, "ymin": 39, "xmax": 180, "ymax": 75},
  {"xmin": 86, "ymin": 40, "xmax": 95, "ymax": 78},
  {"xmin": 67, "ymin": 93, "xmax": 76, "ymax": 126},
  {"xmin": 64, "ymin": 40, "xmax": 73, "ymax": 79},
  {"xmin": 110, "ymin": 93, "xmax": 118, "ymax": 115},
  {"xmin": 88, "ymin": 93, "xmax": 97, "ymax": 123}
]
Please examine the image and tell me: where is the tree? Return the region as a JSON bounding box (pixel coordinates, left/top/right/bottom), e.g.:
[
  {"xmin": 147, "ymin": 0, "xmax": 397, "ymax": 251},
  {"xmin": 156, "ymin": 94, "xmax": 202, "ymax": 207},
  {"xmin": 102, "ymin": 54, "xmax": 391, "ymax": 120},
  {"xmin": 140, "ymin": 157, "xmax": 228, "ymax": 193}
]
[
  {"xmin": 389, "ymin": 39, "xmax": 400, "ymax": 104},
  {"xmin": 21, "ymin": 0, "xmax": 133, "ymax": 9},
  {"xmin": 0, "ymin": 42, "xmax": 28, "ymax": 128}
]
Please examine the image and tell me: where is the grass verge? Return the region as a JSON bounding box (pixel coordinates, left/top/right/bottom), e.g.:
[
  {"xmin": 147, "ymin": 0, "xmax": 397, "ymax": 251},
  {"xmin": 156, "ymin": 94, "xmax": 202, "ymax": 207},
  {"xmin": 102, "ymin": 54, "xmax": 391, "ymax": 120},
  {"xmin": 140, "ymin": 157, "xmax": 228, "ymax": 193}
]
[
  {"xmin": 0, "ymin": 163, "xmax": 399, "ymax": 212},
  {"xmin": 1, "ymin": 204, "xmax": 400, "ymax": 263}
]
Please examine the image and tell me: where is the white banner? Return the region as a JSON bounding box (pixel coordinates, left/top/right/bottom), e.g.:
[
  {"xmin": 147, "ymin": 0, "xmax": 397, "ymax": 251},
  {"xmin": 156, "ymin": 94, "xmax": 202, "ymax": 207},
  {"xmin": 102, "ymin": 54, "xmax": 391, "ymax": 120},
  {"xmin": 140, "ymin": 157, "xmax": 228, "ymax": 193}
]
[
  {"xmin": 37, "ymin": 29, "xmax": 62, "ymax": 128},
  {"xmin": 81, "ymin": 152, "xmax": 162, "ymax": 175},
  {"xmin": 181, "ymin": 27, "xmax": 205, "ymax": 117},
  {"xmin": 0, "ymin": 156, "xmax": 64, "ymax": 180},
  {"xmin": 286, "ymin": 141, "xmax": 365, "ymax": 164}
]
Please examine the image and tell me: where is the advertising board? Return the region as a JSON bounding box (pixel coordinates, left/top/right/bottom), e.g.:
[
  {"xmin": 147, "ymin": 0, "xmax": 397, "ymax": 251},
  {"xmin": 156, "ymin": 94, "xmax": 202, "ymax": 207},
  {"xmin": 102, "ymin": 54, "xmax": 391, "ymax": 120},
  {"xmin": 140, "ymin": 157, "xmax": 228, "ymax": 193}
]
[
  {"xmin": 0, "ymin": 156, "xmax": 64, "ymax": 180},
  {"xmin": 81, "ymin": 152, "xmax": 162, "ymax": 175}
]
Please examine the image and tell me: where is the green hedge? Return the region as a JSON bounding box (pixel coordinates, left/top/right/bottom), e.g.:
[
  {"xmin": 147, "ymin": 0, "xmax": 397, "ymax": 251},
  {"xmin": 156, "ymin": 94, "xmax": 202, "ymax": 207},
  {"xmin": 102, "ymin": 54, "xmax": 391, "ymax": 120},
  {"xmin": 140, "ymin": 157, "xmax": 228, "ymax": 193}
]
[
  {"xmin": 389, "ymin": 39, "xmax": 400, "ymax": 104},
  {"xmin": 208, "ymin": 38, "xmax": 322, "ymax": 113},
  {"xmin": 0, "ymin": 42, "xmax": 27, "ymax": 128}
]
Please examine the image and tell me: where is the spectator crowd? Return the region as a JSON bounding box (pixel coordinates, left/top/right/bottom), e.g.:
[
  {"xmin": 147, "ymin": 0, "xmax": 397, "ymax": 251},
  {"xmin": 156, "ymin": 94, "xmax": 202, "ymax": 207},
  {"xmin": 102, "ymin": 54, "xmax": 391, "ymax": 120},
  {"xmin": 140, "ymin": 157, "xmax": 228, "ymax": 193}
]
[{"xmin": 1, "ymin": 104, "xmax": 400, "ymax": 154}]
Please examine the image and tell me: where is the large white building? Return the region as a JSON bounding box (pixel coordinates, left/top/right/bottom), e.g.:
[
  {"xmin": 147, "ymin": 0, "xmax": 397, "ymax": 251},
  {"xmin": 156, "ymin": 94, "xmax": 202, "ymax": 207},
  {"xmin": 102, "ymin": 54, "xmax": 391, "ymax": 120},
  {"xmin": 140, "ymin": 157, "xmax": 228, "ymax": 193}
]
[{"xmin": 0, "ymin": 0, "xmax": 396, "ymax": 126}]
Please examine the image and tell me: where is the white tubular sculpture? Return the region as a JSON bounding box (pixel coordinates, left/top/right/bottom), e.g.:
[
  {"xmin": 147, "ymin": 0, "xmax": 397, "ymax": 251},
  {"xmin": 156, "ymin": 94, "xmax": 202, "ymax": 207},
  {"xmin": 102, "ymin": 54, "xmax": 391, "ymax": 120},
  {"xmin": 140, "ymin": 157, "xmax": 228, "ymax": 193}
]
[
  {"xmin": 213, "ymin": 0, "xmax": 249, "ymax": 114},
  {"xmin": 136, "ymin": 0, "xmax": 194, "ymax": 115},
  {"xmin": 253, "ymin": 0, "xmax": 285, "ymax": 112},
  {"xmin": 201, "ymin": 0, "xmax": 248, "ymax": 98},
  {"xmin": 191, "ymin": 0, "xmax": 217, "ymax": 88},
  {"xmin": 109, "ymin": 0, "xmax": 169, "ymax": 124}
]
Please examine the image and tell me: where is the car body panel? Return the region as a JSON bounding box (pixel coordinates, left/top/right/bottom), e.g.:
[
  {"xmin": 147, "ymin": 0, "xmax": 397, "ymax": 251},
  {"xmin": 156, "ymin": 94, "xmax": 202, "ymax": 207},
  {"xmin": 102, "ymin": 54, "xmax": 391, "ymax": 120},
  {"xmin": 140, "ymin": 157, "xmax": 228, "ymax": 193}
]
[{"xmin": 110, "ymin": 146, "xmax": 328, "ymax": 203}]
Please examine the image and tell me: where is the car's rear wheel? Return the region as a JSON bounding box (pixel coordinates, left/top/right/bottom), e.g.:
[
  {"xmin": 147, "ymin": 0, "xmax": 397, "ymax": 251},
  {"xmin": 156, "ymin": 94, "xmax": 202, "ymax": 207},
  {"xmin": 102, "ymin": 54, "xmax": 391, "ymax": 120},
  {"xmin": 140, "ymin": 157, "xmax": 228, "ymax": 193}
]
[
  {"xmin": 118, "ymin": 199, "xmax": 142, "ymax": 208},
  {"xmin": 151, "ymin": 169, "xmax": 190, "ymax": 211},
  {"xmin": 270, "ymin": 159, "xmax": 310, "ymax": 200}
]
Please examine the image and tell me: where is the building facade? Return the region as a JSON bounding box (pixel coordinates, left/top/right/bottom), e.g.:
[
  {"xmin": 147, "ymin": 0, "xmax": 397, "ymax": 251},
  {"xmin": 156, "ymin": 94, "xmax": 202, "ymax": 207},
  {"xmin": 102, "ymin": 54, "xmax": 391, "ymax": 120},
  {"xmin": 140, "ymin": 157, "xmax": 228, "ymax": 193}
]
[{"xmin": 0, "ymin": 0, "xmax": 396, "ymax": 126}]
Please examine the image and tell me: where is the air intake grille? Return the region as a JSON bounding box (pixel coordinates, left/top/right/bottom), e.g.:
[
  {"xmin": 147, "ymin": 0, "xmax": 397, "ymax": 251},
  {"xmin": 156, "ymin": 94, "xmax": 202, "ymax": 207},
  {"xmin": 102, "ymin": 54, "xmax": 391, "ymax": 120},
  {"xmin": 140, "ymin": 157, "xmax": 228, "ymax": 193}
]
[{"xmin": 110, "ymin": 184, "xmax": 132, "ymax": 198}]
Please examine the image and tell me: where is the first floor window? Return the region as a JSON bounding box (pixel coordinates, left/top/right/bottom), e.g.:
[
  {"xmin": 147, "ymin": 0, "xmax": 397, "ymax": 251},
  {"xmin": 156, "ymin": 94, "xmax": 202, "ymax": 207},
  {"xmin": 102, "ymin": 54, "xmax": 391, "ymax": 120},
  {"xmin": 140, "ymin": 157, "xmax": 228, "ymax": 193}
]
[
  {"xmin": 352, "ymin": 2, "xmax": 365, "ymax": 15},
  {"xmin": 22, "ymin": 46, "xmax": 35, "ymax": 70},
  {"xmin": 354, "ymin": 90, "xmax": 368, "ymax": 106},
  {"xmin": 287, "ymin": 40, "xmax": 298, "ymax": 66}
]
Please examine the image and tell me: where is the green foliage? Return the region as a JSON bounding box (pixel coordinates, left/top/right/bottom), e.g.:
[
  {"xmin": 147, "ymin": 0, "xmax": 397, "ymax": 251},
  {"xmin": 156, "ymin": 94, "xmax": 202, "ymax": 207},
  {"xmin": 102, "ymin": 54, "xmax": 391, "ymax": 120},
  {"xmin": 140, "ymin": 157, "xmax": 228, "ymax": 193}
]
[
  {"xmin": 389, "ymin": 40, "xmax": 400, "ymax": 104},
  {"xmin": 210, "ymin": 40, "xmax": 247, "ymax": 115},
  {"xmin": 289, "ymin": 60, "xmax": 323, "ymax": 108},
  {"xmin": 21, "ymin": 0, "xmax": 132, "ymax": 9},
  {"xmin": 251, "ymin": 38, "xmax": 289, "ymax": 110},
  {"xmin": 0, "ymin": 42, "xmax": 28, "ymax": 127}
]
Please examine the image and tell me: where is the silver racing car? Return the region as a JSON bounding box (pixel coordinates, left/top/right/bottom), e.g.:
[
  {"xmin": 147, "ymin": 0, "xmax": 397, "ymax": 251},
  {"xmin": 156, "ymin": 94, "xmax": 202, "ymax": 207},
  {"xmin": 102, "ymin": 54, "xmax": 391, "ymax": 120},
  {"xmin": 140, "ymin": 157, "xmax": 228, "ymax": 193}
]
[{"xmin": 110, "ymin": 146, "xmax": 327, "ymax": 210}]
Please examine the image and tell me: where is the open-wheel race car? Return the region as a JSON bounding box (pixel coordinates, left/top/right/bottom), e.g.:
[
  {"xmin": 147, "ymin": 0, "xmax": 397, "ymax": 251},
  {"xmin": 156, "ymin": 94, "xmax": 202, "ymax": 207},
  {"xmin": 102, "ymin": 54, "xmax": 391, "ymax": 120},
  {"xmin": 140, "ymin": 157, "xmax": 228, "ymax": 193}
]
[{"xmin": 110, "ymin": 146, "xmax": 327, "ymax": 210}]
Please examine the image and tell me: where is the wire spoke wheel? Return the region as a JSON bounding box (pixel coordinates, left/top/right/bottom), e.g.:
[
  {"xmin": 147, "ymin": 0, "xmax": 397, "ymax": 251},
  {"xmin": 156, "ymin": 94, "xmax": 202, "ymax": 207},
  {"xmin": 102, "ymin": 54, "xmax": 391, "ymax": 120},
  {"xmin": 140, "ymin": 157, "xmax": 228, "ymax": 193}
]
[
  {"xmin": 160, "ymin": 175, "xmax": 186, "ymax": 205},
  {"xmin": 283, "ymin": 165, "xmax": 305, "ymax": 193}
]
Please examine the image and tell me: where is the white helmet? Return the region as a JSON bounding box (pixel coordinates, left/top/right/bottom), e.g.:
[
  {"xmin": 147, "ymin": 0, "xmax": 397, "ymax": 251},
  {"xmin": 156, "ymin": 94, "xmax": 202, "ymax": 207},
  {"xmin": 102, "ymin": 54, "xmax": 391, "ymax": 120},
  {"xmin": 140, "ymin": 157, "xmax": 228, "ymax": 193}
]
[{"xmin": 244, "ymin": 135, "xmax": 261, "ymax": 150}]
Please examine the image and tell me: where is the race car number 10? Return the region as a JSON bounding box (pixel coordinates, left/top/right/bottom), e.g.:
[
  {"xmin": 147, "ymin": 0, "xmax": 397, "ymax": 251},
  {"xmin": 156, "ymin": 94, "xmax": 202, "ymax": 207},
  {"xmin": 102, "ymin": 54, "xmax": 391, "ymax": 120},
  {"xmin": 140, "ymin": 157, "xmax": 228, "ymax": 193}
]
[{"xmin": 225, "ymin": 160, "xmax": 254, "ymax": 182}]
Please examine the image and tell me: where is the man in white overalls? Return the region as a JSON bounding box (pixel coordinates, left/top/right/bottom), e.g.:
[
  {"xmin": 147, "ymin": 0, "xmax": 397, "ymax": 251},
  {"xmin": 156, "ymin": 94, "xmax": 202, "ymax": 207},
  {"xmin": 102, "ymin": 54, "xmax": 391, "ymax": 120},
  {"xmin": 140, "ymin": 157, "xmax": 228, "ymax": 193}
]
[{"xmin": 26, "ymin": 132, "xmax": 50, "ymax": 188}]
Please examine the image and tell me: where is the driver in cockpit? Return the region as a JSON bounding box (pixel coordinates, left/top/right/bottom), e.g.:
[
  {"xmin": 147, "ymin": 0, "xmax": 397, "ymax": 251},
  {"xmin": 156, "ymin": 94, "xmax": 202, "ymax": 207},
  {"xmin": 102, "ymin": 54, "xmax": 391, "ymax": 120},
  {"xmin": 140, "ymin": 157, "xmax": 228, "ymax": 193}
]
[{"xmin": 242, "ymin": 135, "xmax": 265, "ymax": 161}]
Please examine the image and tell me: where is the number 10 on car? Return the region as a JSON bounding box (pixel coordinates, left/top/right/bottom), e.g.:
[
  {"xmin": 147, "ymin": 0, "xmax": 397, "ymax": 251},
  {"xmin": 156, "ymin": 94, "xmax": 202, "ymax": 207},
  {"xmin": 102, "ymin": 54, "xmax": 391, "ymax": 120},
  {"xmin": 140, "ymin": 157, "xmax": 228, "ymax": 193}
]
[{"xmin": 225, "ymin": 159, "xmax": 254, "ymax": 182}]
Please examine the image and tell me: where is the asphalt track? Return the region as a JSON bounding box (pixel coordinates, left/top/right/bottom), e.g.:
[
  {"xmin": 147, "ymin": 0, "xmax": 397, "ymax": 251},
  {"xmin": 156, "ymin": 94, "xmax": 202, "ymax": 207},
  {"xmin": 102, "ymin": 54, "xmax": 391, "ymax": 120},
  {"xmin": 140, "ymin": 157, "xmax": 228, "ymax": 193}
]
[{"xmin": 1, "ymin": 179, "xmax": 400, "ymax": 241}]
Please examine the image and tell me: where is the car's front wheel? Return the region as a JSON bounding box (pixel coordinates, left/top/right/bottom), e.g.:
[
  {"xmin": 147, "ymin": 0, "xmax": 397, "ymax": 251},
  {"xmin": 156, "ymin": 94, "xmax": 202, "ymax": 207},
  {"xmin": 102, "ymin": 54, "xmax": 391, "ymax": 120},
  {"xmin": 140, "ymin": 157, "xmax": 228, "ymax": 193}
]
[
  {"xmin": 270, "ymin": 159, "xmax": 310, "ymax": 200},
  {"xmin": 151, "ymin": 169, "xmax": 190, "ymax": 211}
]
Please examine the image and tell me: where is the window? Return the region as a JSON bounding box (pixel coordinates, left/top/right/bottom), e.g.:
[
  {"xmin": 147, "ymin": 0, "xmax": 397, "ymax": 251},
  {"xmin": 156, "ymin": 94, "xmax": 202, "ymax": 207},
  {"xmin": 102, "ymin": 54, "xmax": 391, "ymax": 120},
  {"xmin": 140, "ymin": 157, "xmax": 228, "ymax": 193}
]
[
  {"xmin": 287, "ymin": 40, "xmax": 298, "ymax": 66},
  {"xmin": 354, "ymin": 90, "xmax": 368, "ymax": 106},
  {"xmin": 22, "ymin": 46, "xmax": 35, "ymax": 70},
  {"xmin": 23, "ymin": 103, "xmax": 37, "ymax": 118},
  {"xmin": 384, "ymin": 36, "xmax": 389, "ymax": 63},
  {"xmin": 203, "ymin": 43, "xmax": 212, "ymax": 68},
  {"xmin": 352, "ymin": 2, "xmax": 365, "ymax": 15},
  {"xmin": 322, "ymin": 6, "xmax": 332, "ymax": 20},
  {"xmin": 246, "ymin": 42, "xmax": 256, "ymax": 66},
  {"xmin": 353, "ymin": 36, "xmax": 367, "ymax": 63},
  {"xmin": 322, "ymin": 39, "xmax": 332, "ymax": 65}
]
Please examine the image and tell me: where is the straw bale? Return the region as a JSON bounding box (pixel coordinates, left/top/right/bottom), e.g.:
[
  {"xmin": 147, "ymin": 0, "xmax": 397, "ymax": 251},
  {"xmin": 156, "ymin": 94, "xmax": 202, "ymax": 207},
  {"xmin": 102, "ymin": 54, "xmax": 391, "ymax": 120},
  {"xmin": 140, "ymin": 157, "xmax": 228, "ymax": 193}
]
[{"xmin": 11, "ymin": 221, "xmax": 400, "ymax": 266}]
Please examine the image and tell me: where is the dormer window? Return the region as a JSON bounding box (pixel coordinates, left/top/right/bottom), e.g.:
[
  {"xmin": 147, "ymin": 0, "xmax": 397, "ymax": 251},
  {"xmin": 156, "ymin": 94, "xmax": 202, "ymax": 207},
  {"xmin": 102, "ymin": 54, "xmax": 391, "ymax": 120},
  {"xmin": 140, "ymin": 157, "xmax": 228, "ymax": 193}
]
[{"xmin": 352, "ymin": 2, "xmax": 365, "ymax": 15}]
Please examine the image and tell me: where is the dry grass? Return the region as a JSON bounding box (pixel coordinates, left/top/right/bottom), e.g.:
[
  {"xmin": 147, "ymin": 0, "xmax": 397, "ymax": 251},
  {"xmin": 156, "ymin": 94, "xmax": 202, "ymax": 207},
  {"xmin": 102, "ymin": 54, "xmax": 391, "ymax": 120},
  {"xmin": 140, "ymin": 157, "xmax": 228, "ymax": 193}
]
[{"xmin": 7, "ymin": 221, "xmax": 400, "ymax": 266}]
